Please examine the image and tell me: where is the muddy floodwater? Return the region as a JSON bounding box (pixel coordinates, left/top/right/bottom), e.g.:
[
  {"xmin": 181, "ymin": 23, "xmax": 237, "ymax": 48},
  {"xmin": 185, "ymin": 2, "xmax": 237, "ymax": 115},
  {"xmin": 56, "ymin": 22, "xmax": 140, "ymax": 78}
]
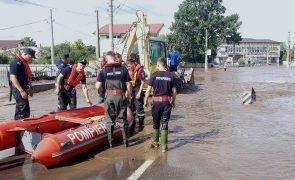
[{"xmin": 1, "ymin": 66, "xmax": 295, "ymax": 179}]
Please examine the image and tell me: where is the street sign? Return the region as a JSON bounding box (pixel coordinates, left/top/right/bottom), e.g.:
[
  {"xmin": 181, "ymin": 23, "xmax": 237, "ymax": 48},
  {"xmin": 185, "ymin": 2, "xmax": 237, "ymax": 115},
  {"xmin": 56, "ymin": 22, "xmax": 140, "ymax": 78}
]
[{"xmin": 206, "ymin": 49, "xmax": 211, "ymax": 56}]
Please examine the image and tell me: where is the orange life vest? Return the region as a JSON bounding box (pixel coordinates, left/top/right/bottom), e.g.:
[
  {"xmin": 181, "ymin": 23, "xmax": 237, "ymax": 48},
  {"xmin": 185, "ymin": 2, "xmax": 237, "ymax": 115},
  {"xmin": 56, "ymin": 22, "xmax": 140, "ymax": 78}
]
[
  {"xmin": 67, "ymin": 64, "xmax": 85, "ymax": 87},
  {"xmin": 130, "ymin": 64, "xmax": 143, "ymax": 87}
]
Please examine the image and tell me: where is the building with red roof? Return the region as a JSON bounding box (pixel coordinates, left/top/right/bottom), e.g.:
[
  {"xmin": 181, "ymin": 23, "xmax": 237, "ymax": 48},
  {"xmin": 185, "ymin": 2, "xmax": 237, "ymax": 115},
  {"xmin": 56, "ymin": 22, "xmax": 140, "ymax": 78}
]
[
  {"xmin": 98, "ymin": 23, "xmax": 164, "ymax": 54},
  {"xmin": 0, "ymin": 40, "xmax": 21, "ymax": 50},
  {"xmin": 0, "ymin": 40, "xmax": 21, "ymax": 54},
  {"xmin": 99, "ymin": 24, "xmax": 164, "ymax": 38}
]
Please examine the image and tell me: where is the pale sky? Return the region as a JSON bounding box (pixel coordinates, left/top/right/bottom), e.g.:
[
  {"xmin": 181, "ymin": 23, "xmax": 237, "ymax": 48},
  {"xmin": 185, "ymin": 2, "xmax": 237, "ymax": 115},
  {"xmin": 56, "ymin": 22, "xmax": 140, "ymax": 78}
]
[{"xmin": 0, "ymin": 0, "xmax": 293, "ymax": 46}]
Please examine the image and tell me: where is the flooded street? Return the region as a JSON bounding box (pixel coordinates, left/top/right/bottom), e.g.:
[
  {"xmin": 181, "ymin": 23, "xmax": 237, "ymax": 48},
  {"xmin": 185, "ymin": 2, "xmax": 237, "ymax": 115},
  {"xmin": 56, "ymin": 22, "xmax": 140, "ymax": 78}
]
[
  {"xmin": 164, "ymin": 66, "xmax": 295, "ymax": 179},
  {"xmin": 1, "ymin": 66, "xmax": 295, "ymax": 179}
]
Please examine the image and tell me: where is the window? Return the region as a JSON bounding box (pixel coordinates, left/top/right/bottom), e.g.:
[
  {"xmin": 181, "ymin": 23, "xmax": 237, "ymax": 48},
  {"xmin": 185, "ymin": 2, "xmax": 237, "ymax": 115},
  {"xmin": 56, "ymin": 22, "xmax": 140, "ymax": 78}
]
[{"xmin": 150, "ymin": 41, "xmax": 166, "ymax": 64}]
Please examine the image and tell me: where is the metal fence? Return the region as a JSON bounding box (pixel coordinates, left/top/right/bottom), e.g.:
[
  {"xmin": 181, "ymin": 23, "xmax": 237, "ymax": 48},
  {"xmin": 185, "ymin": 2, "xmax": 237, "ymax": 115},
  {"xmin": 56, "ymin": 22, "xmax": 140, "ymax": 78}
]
[
  {"xmin": 184, "ymin": 62, "xmax": 274, "ymax": 68},
  {"xmin": 0, "ymin": 64, "xmax": 98, "ymax": 87},
  {"xmin": 0, "ymin": 66, "xmax": 9, "ymax": 87},
  {"xmin": 0, "ymin": 64, "xmax": 58, "ymax": 87}
]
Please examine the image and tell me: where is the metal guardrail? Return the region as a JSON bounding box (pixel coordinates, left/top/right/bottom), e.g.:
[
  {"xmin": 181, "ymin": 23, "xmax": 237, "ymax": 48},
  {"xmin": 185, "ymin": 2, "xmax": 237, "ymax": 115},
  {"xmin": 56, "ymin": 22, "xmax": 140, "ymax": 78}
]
[
  {"xmin": 0, "ymin": 64, "xmax": 98, "ymax": 87},
  {"xmin": 0, "ymin": 64, "xmax": 58, "ymax": 87},
  {"xmin": 184, "ymin": 62, "xmax": 273, "ymax": 68},
  {"xmin": 0, "ymin": 66, "xmax": 9, "ymax": 87}
]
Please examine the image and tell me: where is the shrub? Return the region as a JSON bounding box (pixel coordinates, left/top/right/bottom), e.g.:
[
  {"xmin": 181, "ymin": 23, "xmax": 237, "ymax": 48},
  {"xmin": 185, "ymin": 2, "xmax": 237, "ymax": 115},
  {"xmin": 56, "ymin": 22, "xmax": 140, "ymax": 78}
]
[{"xmin": 238, "ymin": 58, "xmax": 245, "ymax": 65}]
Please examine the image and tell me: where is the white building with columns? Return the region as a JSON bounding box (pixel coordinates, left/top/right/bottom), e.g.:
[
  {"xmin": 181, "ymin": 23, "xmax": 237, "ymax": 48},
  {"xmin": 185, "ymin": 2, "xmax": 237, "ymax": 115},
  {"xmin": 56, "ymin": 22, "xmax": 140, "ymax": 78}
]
[{"xmin": 215, "ymin": 38, "xmax": 281, "ymax": 64}]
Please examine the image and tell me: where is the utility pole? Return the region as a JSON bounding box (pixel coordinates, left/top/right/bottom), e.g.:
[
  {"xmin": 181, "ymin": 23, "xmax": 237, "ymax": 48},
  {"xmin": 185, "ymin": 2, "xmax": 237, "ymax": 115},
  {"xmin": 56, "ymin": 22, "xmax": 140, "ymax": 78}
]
[
  {"xmin": 266, "ymin": 44, "xmax": 269, "ymax": 64},
  {"xmin": 205, "ymin": 29, "xmax": 208, "ymax": 72},
  {"xmin": 50, "ymin": 9, "xmax": 55, "ymax": 65},
  {"xmin": 109, "ymin": 0, "xmax": 114, "ymax": 51},
  {"xmin": 95, "ymin": 10, "xmax": 100, "ymax": 59},
  {"xmin": 287, "ymin": 32, "xmax": 291, "ymax": 69}
]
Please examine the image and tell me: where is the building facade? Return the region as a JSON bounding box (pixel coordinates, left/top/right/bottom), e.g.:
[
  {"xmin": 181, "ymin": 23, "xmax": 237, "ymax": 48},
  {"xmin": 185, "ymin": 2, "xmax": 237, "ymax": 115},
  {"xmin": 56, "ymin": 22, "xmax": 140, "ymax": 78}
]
[
  {"xmin": 0, "ymin": 40, "xmax": 21, "ymax": 54},
  {"xmin": 215, "ymin": 38, "xmax": 281, "ymax": 64}
]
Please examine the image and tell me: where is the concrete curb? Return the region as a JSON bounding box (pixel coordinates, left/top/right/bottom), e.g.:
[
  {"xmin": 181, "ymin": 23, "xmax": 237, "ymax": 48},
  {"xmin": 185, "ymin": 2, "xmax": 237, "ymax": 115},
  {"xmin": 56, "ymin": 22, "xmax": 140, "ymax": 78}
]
[{"xmin": 33, "ymin": 83, "xmax": 55, "ymax": 93}]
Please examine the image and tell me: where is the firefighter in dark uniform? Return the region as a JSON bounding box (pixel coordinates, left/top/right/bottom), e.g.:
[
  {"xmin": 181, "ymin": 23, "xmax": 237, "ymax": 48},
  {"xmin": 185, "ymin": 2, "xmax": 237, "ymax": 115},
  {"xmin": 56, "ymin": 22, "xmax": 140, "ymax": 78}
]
[
  {"xmin": 96, "ymin": 56, "xmax": 107, "ymax": 103},
  {"xmin": 55, "ymin": 59, "xmax": 92, "ymax": 111},
  {"xmin": 56, "ymin": 52, "xmax": 70, "ymax": 76},
  {"xmin": 127, "ymin": 59, "xmax": 146, "ymax": 130},
  {"xmin": 10, "ymin": 48, "xmax": 36, "ymax": 120},
  {"xmin": 115, "ymin": 52, "xmax": 128, "ymax": 68},
  {"xmin": 96, "ymin": 51, "xmax": 132, "ymax": 148},
  {"xmin": 144, "ymin": 57, "xmax": 177, "ymax": 152}
]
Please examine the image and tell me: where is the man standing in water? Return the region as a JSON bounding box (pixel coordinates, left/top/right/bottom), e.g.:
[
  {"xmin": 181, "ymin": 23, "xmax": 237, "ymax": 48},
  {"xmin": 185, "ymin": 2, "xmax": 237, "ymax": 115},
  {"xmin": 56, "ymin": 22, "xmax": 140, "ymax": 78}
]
[
  {"xmin": 144, "ymin": 57, "xmax": 177, "ymax": 152},
  {"xmin": 168, "ymin": 46, "xmax": 179, "ymax": 72},
  {"xmin": 127, "ymin": 59, "xmax": 146, "ymax": 130},
  {"xmin": 96, "ymin": 56, "xmax": 107, "ymax": 103},
  {"xmin": 96, "ymin": 51, "xmax": 132, "ymax": 148}
]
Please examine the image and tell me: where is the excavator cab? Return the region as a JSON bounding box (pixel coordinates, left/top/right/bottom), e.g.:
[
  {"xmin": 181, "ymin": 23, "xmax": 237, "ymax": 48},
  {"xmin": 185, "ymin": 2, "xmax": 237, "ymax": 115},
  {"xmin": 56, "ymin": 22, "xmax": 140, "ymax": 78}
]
[
  {"xmin": 149, "ymin": 37, "xmax": 167, "ymax": 74},
  {"xmin": 130, "ymin": 37, "xmax": 167, "ymax": 75}
]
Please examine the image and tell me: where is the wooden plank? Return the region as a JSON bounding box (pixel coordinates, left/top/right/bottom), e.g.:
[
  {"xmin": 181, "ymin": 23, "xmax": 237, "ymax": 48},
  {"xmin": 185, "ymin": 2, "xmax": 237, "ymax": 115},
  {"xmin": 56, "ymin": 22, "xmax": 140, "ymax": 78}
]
[
  {"xmin": 87, "ymin": 116, "xmax": 104, "ymax": 122},
  {"xmin": 55, "ymin": 115, "xmax": 94, "ymax": 125},
  {"xmin": 7, "ymin": 127, "xmax": 27, "ymax": 132}
]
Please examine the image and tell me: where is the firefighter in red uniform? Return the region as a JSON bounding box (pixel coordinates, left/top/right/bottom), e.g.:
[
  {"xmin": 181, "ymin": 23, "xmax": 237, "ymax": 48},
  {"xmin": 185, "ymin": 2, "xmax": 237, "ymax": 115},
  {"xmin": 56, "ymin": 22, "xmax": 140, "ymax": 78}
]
[
  {"xmin": 144, "ymin": 57, "xmax": 177, "ymax": 152},
  {"xmin": 55, "ymin": 59, "xmax": 92, "ymax": 111},
  {"xmin": 127, "ymin": 59, "xmax": 146, "ymax": 130}
]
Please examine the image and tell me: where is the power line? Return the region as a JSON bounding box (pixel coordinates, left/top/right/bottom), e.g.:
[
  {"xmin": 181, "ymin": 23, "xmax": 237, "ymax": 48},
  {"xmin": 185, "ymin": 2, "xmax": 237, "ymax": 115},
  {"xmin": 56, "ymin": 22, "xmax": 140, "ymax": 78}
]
[
  {"xmin": 121, "ymin": 2, "xmax": 169, "ymax": 17},
  {"xmin": 65, "ymin": 10, "xmax": 96, "ymax": 17},
  {"xmin": 13, "ymin": 0, "xmax": 110, "ymax": 27},
  {"xmin": 0, "ymin": 18, "xmax": 48, "ymax": 31},
  {"xmin": 54, "ymin": 21, "xmax": 94, "ymax": 38},
  {"xmin": 113, "ymin": 0, "xmax": 131, "ymax": 14},
  {"xmin": 14, "ymin": 0, "xmax": 55, "ymax": 9},
  {"xmin": 14, "ymin": 0, "xmax": 108, "ymax": 18}
]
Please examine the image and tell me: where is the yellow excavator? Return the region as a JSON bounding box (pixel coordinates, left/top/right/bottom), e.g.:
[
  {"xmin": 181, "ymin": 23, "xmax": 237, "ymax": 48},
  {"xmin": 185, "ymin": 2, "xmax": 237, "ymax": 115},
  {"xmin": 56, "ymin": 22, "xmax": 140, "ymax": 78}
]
[{"xmin": 115, "ymin": 11, "xmax": 194, "ymax": 90}]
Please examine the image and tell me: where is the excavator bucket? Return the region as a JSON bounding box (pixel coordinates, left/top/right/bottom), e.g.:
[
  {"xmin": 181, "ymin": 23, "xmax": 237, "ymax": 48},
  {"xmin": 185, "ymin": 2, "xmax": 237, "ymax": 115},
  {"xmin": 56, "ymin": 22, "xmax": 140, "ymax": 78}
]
[{"xmin": 174, "ymin": 68, "xmax": 194, "ymax": 90}]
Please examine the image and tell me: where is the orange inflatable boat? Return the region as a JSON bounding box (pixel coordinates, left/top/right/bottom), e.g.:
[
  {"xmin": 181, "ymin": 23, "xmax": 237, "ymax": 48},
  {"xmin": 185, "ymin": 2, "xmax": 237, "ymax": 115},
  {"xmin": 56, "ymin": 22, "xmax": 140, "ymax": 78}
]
[{"xmin": 0, "ymin": 105, "xmax": 134, "ymax": 167}]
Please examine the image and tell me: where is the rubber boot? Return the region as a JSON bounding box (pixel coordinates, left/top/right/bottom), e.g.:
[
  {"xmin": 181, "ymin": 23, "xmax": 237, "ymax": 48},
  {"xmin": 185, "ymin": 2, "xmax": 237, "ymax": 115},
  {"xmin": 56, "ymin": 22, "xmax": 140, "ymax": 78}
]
[
  {"xmin": 121, "ymin": 126, "xmax": 129, "ymax": 147},
  {"xmin": 107, "ymin": 126, "xmax": 114, "ymax": 148},
  {"xmin": 138, "ymin": 117, "xmax": 145, "ymax": 130},
  {"xmin": 161, "ymin": 130, "xmax": 168, "ymax": 152},
  {"xmin": 130, "ymin": 113, "xmax": 136, "ymax": 131},
  {"xmin": 150, "ymin": 129, "xmax": 159, "ymax": 148}
]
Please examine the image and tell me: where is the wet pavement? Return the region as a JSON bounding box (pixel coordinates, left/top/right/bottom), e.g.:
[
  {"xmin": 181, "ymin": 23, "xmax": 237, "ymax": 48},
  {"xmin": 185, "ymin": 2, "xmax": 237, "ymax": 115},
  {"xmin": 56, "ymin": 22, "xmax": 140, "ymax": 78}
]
[{"xmin": 1, "ymin": 66, "xmax": 295, "ymax": 179}]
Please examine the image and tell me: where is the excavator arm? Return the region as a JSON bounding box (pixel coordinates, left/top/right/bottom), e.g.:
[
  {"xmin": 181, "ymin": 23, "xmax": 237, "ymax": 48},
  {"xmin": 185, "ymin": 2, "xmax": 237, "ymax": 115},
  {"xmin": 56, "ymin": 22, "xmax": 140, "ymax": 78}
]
[
  {"xmin": 116, "ymin": 11, "xmax": 150, "ymax": 72},
  {"xmin": 115, "ymin": 11, "xmax": 194, "ymax": 91}
]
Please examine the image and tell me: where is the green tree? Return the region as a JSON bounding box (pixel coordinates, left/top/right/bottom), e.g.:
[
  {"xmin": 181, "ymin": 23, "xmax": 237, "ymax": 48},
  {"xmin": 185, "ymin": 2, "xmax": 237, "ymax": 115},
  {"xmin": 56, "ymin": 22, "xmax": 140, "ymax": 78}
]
[
  {"xmin": 279, "ymin": 43, "xmax": 287, "ymax": 62},
  {"xmin": 31, "ymin": 39, "xmax": 96, "ymax": 64},
  {"xmin": 0, "ymin": 55, "xmax": 13, "ymax": 64},
  {"xmin": 53, "ymin": 41, "xmax": 71, "ymax": 63},
  {"xmin": 20, "ymin": 37, "xmax": 37, "ymax": 47},
  {"xmin": 34, "ymin": 46, "xmax": 51, "ymax": 64},
  {"xmin": 159, "ymin": 34, "xmax": 169, "ymax": 42},
  {"xmin": 71, "ymin": 39, "xmax": 85, "ymax": 50},
  {"xmin": 226, "ymin": 31, "xmax": 242, "ymax": 62},
  {"xmin": 167, "ymin": 0, "xmax": 242, "ymax": 63}
]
